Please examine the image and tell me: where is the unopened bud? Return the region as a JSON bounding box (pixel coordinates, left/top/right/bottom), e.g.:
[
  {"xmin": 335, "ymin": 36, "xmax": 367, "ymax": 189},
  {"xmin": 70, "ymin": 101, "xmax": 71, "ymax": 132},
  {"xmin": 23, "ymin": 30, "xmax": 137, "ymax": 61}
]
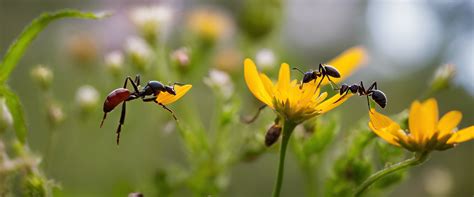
[
  {"xmin": 30, "ymin": 65, "xmax": 53, "ymax": 90},
  {"xmin": 187, "ymin": 8, "xmax": 234, "ymax": 45},
  {"xmin": 125, "ymin": 36, "xmax": 152, "ymax": 71},
  {"xmin": 256, "ymin": 48, "xmax": 276, "ymax": 70},
  {"xmin": 104, "ymin": 51, "xmax": 124, "ymax": 76},
  {"xmin": 265, "ymin": 124, "xmax": 282, "ymax": 147},
  {"xmin": 0, "ymin": 98, "xmax": 13, "ymax": 134},
  {"xmin": 66, "ymin": 34, "xmax": 98, "ymax": 64},
  {"xmin": 23, "ymin": 174, "xmax": 47, "ymax": 197},
  {"xmin": 430, "ymin": 64, "xmax": 456, "ymax": 93},
  {"xmin": 238, "ymin": 0, "xmax": 282, "ymax": 40},
  {"xmin": 75, "ymin": 85, "xmax": 100, "ymax": 113},
  {"xmin": 213, "ymin": 48, "xmax": 242, "ymax": 73},
  {"xmin": 203, "ymin": 69, "xmax": 234, "ymax": 99},
  {"xmin": 47, "ymin": 103, "xmax": 65, "ymax": 126},
  {"xmin": 170, "ymin": 47, "xmax": 190, "ymax": 70},
  {"xmin": 128, "ymin": 192, "xmax": 144, "ymax": 197}
]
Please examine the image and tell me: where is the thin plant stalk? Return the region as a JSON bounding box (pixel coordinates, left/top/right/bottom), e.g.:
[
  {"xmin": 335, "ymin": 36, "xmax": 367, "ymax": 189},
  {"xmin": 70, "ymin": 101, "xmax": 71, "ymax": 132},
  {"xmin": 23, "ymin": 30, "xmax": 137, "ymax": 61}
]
[
  {"xmin": 272, "ymin": 120, "xmax": 296, "ymax": 197},
  {"xmin": 354, "ymin": 152, "xmax": 430, "ymax": 196}
]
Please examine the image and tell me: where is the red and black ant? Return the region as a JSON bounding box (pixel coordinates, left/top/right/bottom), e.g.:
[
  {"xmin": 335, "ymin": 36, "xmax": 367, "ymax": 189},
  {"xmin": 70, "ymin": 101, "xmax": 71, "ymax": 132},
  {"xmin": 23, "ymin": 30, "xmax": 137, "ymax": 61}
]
[
  {"xmin": 335, "ymin": 81, "xmax": 387, "ymax": 110},
  {"xmin": 292, "ymin": 63, "xmax": 341, "ymax": 90},
  {"xmin": 100, "ymin": 75, "xmax": 182, "ymax": 145}
]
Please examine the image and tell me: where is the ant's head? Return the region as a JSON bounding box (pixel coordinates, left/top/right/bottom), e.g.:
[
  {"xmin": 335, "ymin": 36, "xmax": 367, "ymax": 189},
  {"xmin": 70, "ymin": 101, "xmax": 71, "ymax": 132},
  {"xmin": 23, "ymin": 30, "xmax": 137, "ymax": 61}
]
[
  {"xmin": 371, "ymin": 90, "xmax": 387, "ymax": 108},
  {"xmin": 165, "ymin": 85, "xmax": 176, "ymax": 95},
  {"xmin": 302, "ymin": 72, "xmax": 316, "ymax": 83}
]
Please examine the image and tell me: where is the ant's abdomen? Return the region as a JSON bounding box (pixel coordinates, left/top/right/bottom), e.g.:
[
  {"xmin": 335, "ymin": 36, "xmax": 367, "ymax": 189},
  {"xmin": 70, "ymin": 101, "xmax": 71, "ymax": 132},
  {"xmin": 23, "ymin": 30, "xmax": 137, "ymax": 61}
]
[{"xmin": 103, "ymin": 88, "xmax": 131, "ymax": 112}]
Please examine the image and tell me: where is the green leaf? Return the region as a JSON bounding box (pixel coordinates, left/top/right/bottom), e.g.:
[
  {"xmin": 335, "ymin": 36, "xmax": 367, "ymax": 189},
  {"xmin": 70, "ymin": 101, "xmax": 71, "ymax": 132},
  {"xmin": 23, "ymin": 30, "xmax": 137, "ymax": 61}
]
[
  {"xmin": 0, "ymin": 9, "xmax": 111, "ymax": 84},
  {"xmin": 0, "ymin": 85, "xmax": 27, "ymax": 143}
]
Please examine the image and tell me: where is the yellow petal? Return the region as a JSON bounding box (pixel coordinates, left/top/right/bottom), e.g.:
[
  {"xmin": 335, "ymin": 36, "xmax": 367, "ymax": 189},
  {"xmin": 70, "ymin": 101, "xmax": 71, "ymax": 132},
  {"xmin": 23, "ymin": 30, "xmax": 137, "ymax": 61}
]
[
  {"xmin": 369, "ymin": 122, "xmax": 400, "ymax": 146},
  {"xmin": 408, "ymin": 100, "xmax": 423, "ymax": 142},
  {"xmin": 324, "ymin": 46, "xmax": 367, "ymax": 85},
  {"xmin": 156, "ymin": 84, "xmax": 192, "ymax": 105},
  {"xmin": 438, "ymin": 110, "xmax": 462, "ymax": 138},
  {"xmin": 447, "ymin": 126, "xmax": 474, "ymax": 144},
  {"xmin": 244, "ymin": 58, "xmax": 274, "ymax": 107},
  {"xmin": 420, "ymin": 98, "xmax": 438, "ymax": 140},
  {"xmin": 259, "ymin": 73, "xmax": 275, "ymax": 98},
  {"xmin": 276, "ymin": 63, "xmax": 290, "ymax": 93},
  {"xmin": 315, "ymin": 92, "xmax": 352, "ymax": 114}
]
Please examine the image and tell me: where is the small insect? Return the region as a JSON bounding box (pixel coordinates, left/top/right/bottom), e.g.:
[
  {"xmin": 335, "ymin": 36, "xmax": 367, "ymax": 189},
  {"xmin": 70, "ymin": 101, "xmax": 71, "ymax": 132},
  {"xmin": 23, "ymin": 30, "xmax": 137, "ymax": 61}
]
[
  {"xmin": 292, "ymin": 63, "xmax": 341, "ymax": 89},
  {"xmin": 100, "ymin": 75, "xmax": 184, "ymax": 145},
  {"xmin": 336, "ymin": 81, "xmax": 387, "ymax": 110}
]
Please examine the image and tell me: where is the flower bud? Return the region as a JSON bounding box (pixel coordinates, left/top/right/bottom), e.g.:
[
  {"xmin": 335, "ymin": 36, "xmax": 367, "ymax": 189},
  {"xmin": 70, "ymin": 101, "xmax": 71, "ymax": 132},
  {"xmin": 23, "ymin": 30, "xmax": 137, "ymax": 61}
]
[
  {"xmin": 23, "ymin": 174, "xmax": 47, "ymax": 197},
  {"xmin": 170, "ymin": 47, "xmax": 190, "ymax": 71},
  {"xmin": 187, "ymin": 8, "xmax": 234, "ymax": 45},
  {"xmin": 66, "ymin": 34, "xmax": 98, "ymax": 64},
  {"xmin": 47, "ymin": 103, "xmax": 65, "ymax": 126},
  {"xmin": 255, "ymin": 48, "xmax": 276, "ymax": 70},
  {"xmin": 430, "ymin": 64, "xmax": 456, "ymax": 93},
  {"xmin": 128, "ymin": 193, "xmax": 144, "ymax": 197},
  {"xmin": 0, "ymin": 98, "xmax": 13, "ymax": 134},
  {"xmin": 203, "ymin": 69, "xmax": 234, "ymax": 99},
  {"xmin": 104, "ymin": 51, "xmax": 124, "ymax": 77},
  {"xmin": 30, "ymin": 65, "xmax": 53, "ymax": 90},
  {"xmin": 75, "ymin": 85, "xmax": 100, "ymax": 113},
  {"xmin": 265, "ymin": 124, "xmax": 282, "ymax": 147},
  {"xmin": 125, "ymin": 36, "xmax": 152, "ymax": 71},
  {"xmin": 130, "ymin": 5, "xmax": 173, "ymax": 45},
  {"xmin": 213, "ymin": 48, "xmax": 242, "ymax": 74},
  {"xmin": 238, "ymin": 0, "xmax": 282, "ymax": 40}
]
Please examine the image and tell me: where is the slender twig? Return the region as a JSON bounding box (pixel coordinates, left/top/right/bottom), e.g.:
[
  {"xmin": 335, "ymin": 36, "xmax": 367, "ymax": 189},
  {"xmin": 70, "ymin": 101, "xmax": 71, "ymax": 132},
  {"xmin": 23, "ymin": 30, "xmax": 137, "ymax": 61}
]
[{"xmin": 354, "ymin": 152, "xmax": 430, "ymax": 196}]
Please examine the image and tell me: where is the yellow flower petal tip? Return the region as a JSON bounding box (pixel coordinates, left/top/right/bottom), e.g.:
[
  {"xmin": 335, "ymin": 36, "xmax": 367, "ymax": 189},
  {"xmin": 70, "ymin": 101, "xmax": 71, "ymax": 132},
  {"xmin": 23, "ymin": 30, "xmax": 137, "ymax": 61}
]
[
  {"xmin": 156, "ymin": 84, "xmax": 192, "ymax": 105},
  {"xmin": 244, "ymin": 57, "xmax": 354, "ymax": 124},
  {"xmin": 368, "ymin": 98, "xmax": 474, "ymax": 153},
  {"xmin": 325, "ymin": 46, "xmax": 368, "ymax": 85}
]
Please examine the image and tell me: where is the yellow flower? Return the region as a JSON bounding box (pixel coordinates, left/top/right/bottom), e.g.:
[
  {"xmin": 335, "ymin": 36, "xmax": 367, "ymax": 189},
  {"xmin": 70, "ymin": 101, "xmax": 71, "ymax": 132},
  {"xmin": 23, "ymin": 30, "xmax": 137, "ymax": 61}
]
[
  {"xmin": 156, "ymin": 84, "xmax": 192, "ymax": 105},
  {"xmin": 245, "ymin": 60, "xmax": 347, "ymax": 123},
  {"xmin": 369, "ymin": 98, "xmax": 474, "ymax": 152}
]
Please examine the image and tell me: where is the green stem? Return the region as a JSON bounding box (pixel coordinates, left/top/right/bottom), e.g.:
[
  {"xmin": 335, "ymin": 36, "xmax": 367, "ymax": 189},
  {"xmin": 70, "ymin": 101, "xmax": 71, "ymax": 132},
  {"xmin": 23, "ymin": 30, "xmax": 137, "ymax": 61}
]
[
  {"xmin": 272, "ymin": 120, "xmax": 296, "ymax": 197},
  {"xmin": 354, "ymin": 152, "xmax": 430, "ymax": 196}
]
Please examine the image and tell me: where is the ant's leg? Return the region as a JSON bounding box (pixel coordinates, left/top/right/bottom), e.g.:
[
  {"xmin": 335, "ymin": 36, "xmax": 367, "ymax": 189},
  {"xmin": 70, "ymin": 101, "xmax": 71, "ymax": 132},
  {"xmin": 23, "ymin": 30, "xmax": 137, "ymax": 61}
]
[
  {"xmin": 123, "ymin": 76, "xmax": 140, "ymax": 93},
  {"xmin": 134, "ymin": 75, "xmax": 140, "ymax": 87},
  {"xmin": 366, "ymin": 95, "xmax": 371, "ymax": 110},
  {"xmin": 367, "ymin": 81, "xmax": 377, "ymax": 91},
  {"xmin": 333, "ymin": 89, "xmax": 350, "ymax": 104},
  {"xmin": 100, "ymin": 113, "xmax": 107, "ymax": 128},
  {"xmin": 241, "ymin": 105, "xmax": 266, "ymax": 124},
  {"xmin": 142, "ymin": 97, "xmax": 157, "ymax": 102},
  {"xmin": 326, "ymin": 75, "xmax": 340, "ymax": 90},
  {"xmin": 159, "ymin": 103, "xmax": 178, "ymax": 121},
  {"xmin": 116, "ymin": 101, "xmax": 127, "ymax": 145}
]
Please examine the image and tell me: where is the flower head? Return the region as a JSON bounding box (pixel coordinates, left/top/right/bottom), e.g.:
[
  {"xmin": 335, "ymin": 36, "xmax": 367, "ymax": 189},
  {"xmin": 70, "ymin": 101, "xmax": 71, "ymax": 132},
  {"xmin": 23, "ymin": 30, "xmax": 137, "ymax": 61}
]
[
  {"xmin": 369, "ymin": 98, "xmax": 474, "ymax": 152},
  {"xmin": 244, "ymin": 47, "xmax": 366, "ymax": 124}
]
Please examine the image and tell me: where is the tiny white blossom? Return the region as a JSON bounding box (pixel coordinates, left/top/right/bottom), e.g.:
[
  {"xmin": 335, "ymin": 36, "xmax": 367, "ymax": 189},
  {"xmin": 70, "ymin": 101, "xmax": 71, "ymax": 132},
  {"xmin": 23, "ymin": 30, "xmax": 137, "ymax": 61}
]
[
  {"xmin": 76, "ymin": 85, "xmax": 100, "ymax": 110},
  {"xmin": 204, "ymin": 69, "xmax": 234, "ymax": 99},
  {"xmin": 125, "ymin": 36, "xmax": 152, "ymax": 70},
  {"xmin": 104, "ymin": 51, "xmax": 124, "ymax": 74},
  {"xmin": 256, "ymin": 48, "xmax": 276, "ymax": 70}
]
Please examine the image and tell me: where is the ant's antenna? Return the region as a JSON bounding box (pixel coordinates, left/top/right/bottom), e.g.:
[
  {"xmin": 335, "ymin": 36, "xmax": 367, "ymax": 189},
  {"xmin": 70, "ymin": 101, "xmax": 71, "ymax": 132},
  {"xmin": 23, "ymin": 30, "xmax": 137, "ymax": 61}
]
[{"xmin": 292, "ymin": 67, "xmax": 305, "ymax": 75}]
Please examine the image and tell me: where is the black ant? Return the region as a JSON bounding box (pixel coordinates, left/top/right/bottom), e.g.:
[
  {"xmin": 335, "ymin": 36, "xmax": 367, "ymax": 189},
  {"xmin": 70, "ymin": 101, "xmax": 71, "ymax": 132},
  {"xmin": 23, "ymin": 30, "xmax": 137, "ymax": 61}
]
[
  {"xmin": 335, "ymin": 81, "xmax": 387, "ymax": 110},
  {"xmin": 100, "ymin": 75, "xmax": 182, "ymax": 145},
  {"xmin": 292, "ymin": 63, "xmax": 341, "ymax": 90}
]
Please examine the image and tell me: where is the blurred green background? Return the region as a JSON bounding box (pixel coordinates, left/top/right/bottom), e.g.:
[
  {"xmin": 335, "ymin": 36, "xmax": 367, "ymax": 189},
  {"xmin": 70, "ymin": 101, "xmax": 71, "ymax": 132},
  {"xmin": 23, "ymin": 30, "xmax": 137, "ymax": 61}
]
[{"xmin": 1, "ymin": 0, "xmax": 473, "ymax": 196}]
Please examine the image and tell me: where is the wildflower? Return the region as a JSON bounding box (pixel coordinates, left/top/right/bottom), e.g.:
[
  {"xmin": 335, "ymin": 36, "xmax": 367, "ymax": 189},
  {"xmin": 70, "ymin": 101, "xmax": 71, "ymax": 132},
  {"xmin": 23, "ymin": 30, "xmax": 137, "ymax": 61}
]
[
  {"xmin": 213, "ymin": 48, "xmax": 242, "ymax": 73},
  {"xmin": 66, "ymin": 34, "xmax": 98, "ymax": 64},
  {"xmin": 30, "ymin": 65, "xmax": 53, "ymax": 90},
  {"xmin": 187, "ymin": 8, "xmax": 233, "ymax": 44},
  {"xmin": 429, "ymin": 64, "xmax": 456, "ymax": 93},
  {"xmin": 256, "ymin": 48, "xmax": 276, "ymax": 70},
  {"xmin": 204, "ymin": 69, "xmax": 234, "ymax": 99},
  {"xmin": 75, "ymin": 85, "xmax": 100, "ymax": 112},
  {"xmin": 130, "ymin": 5, "xmax": 173, "ymax": 43},
  {"xmin": 244, "ymin": 46, "xmax": 366, "ymax": 197},
  {"xmin": 369, "ymin": 98, "xmax": 474, "ymax": 152},
  {"xmin": 47, "ymin": 103, "xmax": 65, "ymax": 126},
  {"xmin": 244, "ymin": 59, "xmax": 352, "ymax": 124},
  {"xmin": 170, "ymin": 47, "xmax": 190, "ymax": 70},
  {"xmin": 125, "ymin": 36, "xmax": 152, "ymax": 71},
  {"xmin": 104, "ymin": 51, "xmax": 124, "ymax": 76}
]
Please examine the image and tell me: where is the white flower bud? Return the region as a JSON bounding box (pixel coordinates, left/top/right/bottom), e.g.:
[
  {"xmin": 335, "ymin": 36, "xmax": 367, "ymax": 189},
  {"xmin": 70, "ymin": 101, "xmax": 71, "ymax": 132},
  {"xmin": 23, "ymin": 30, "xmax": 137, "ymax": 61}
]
[
  {"xmin": 0, "ymin": 98, "xmax": 13, "ymax": 133},
  {"xmin": 30, "ymin": 65, "xmax": 53, "ymax": 90},
  {"xmin": 256, "ymin": 48, "xmax": 276, "ymax": 70},
  {"xmin": 204, "ymin": 69, "xmax": 234, "ymax": 99},
  {"xmin": 104, "ymin": 51, "xmax": 124, "ymax": 75},
  {"xmin": 75, "ymin": 85, "xmax": 100, "ymax": 112},
  {"xmin": 130, "ymin": 5, "xmax": 173, "ymax": 42},
  {"xmin": 125, "ymin": 36, "xmax": 152, "ymax": 71}
]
